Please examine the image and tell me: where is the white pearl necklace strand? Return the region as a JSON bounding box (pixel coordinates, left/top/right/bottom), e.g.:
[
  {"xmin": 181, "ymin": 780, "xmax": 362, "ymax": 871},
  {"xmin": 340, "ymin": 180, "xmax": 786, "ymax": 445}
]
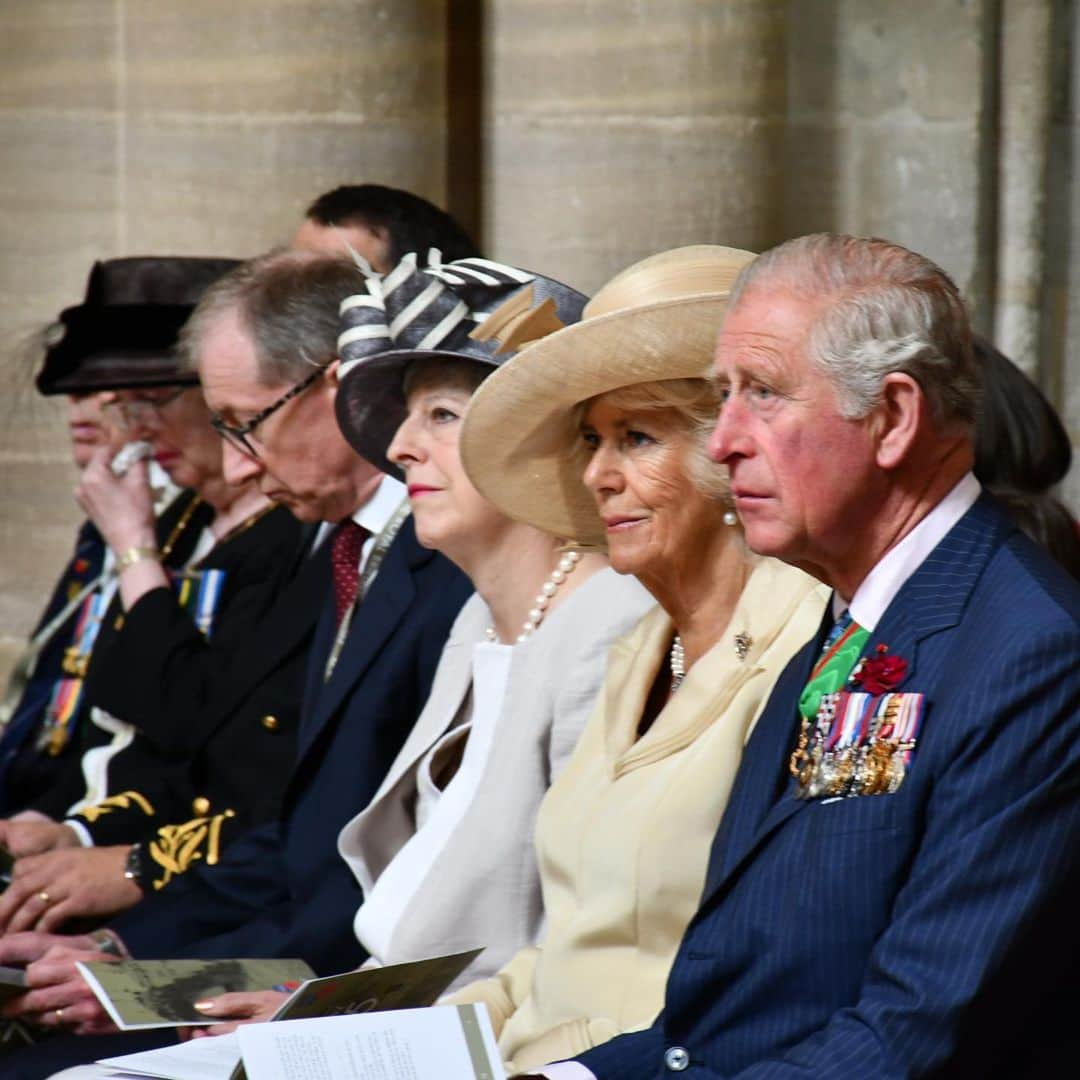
[
  {"xmin": 670, "ymin": 634, "xmax": 686, "ymax": 692},
  {"xmin": 486, "ymin": 550, "xmax": 582, "ymax": 644}
]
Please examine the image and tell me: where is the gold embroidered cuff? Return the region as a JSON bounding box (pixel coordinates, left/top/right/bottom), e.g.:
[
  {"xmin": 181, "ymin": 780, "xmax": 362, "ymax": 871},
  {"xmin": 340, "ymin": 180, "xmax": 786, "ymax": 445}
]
[{"xmin": 149, "ymin": 809, "xmax": 236, "ymax": 890}]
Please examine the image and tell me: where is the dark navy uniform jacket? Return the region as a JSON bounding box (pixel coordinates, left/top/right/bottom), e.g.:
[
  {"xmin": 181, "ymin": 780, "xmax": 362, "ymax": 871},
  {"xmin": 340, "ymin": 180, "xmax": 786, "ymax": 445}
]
[
  {"xmin": 0, "ymin": 520, "xmax": 105, "ymax": 814},
  {"xmin": 66, "ymin": 504, "xmax": 309, "ymax": 869}
]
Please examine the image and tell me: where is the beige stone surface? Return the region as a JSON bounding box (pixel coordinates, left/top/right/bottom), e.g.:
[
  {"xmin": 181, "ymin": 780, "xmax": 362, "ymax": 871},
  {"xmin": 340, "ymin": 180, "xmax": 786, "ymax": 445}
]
[
  {"xmin": 121, "ymin": 116, "xmax": 447, "ymax": 254},
  {"xmin": 784, "ymin": 0, "xmax": 993, "ymax": 307},
  {"xmin": 124, "ymin": 0, "xmax": 445, "ymax": 118},
  {"xmin": 0, "ymin": 0, "xmax": 450, "ymax": 656},
  {"xmin": 0, "ymin": 0, "xmax": 1076, "ymax": 673},
  {"xmin": 0, "ymin": 0, "xmax": 118, "ymax": 111},
  {"xmin": 483, "ymin": 0, "xmax": 787, "ymax": 292}
]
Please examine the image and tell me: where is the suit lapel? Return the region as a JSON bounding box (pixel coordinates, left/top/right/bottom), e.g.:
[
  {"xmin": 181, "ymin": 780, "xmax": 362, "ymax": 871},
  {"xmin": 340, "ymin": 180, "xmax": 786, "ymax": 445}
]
[
  {"xmin": 297, "ymin": 520, "xmax": 426, "ymax": 764},
  {"xmin": 703, "ymin": 495, "xmax": 1014, "ymax": 902},
  {"xmin": 707, "ymin": 619, "xmax": 827, "ymax": 888}
]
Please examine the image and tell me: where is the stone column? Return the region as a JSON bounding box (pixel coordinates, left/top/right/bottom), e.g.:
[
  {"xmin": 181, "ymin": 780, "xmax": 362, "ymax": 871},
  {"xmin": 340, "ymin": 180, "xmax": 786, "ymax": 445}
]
[
  {"xmin": 994, "ymin": 0, "xmax": 1054, "ymax": 376},
  {"xmin": 783, "ymin": 0, "xmax": 997, "ymax": 318},
  {"xmin": 480, "ymin": 0, "xmax": 788, "ymax": 293}
]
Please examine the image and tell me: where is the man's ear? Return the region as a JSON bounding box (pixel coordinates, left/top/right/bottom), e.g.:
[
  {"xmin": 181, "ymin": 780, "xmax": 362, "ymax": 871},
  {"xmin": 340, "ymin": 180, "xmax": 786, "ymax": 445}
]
[
  {"xmin": 324, "ymin": 357, "xmax": 342, "ymax": 389},
  {"xmin": 871, "ymin": 372, "xmax": 924, "ymax": 470}
]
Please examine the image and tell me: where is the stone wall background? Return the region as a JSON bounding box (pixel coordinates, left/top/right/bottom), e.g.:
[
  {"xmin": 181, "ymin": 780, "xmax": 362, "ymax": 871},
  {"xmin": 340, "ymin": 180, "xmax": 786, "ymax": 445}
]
[{"xmin": 1, "ymin": 0, "xmax": 1076, "ymax": 677}]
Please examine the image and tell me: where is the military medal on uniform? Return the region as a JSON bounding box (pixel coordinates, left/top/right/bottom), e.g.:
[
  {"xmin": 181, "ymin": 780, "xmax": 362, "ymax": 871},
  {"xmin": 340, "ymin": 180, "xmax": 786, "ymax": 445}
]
[
  {"xmin": 37, "ymin": 588, "xmax": 110, "ymax": 755},
  {"xmin": 172, "ymin": 568, "xmax": 227, "ymax": 638},
  {"xmin": 790, "ymin": 614, "xmax": 924, "ymax": 799}
]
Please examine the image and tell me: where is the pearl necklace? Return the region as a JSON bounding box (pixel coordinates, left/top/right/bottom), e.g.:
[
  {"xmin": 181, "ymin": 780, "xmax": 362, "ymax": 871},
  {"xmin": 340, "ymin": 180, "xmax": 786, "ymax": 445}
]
[
  {"xmin": 671, "ymin": 627, "xmax": 753, "ymax": 693},
  {"xmin": 670, "ymin": 634, "xmax": 686, "ymax": 692},
  {"xmin": 486, "ymin": 549, "xmax": 581, "ymax": 644}
]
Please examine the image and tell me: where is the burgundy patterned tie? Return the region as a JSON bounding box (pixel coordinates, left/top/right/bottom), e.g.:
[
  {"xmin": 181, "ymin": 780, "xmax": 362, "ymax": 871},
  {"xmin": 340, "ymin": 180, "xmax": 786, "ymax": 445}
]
[{"xmin": 330, "ymin": 520, "xmax": 369, "ymax": 627}]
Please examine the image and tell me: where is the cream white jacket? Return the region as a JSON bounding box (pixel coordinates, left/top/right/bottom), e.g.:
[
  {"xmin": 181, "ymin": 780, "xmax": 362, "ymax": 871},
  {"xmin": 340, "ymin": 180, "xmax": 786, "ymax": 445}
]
[{"xmin": 449, "ymin": 559, "xmax": 829, "ymax": 1071}]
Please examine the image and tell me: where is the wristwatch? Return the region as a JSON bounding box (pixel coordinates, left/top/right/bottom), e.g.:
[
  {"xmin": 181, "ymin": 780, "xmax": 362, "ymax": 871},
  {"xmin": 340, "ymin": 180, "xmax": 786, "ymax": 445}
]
[{"xmin": 123, "ymin": 842, "xmax": 143, "ymax": 886}]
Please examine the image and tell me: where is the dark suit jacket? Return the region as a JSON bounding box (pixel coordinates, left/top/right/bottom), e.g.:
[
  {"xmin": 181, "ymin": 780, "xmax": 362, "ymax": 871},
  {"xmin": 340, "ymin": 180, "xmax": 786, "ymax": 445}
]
[
  {"xmin": 578, "ymin": 495, "xmax": 1080, "ymax": 1078},
  {"xmin": 110, "ymin": 516, "xmax": 472, "ymax": 975},
  {"xmin": 68, "ymin": 505, "xmax": 309, "ymax": 853}
]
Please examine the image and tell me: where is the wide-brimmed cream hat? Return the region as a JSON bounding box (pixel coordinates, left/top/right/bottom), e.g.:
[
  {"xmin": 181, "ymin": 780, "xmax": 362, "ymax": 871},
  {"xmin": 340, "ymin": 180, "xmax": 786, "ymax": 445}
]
[{"xmin": 460, "ymin": 244, "xmax": 756, "ymax": 545}]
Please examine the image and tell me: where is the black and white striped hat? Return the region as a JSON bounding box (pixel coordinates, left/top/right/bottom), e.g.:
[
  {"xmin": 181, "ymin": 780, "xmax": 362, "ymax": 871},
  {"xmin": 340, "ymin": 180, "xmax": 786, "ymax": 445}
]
[{"xmin": 334, "ymin": 249, "xmax": 587, "ymax": 476}]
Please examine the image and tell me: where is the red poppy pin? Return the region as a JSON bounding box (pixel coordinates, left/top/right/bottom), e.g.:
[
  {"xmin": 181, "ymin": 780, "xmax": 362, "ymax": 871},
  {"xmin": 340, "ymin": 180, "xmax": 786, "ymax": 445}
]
[{"xmin": 851, "ymin": 650, "xmax": 908, "ymax": 695}]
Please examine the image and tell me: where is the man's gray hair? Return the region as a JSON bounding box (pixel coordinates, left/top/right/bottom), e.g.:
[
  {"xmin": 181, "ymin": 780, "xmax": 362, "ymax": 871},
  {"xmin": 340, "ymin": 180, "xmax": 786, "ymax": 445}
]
[
  {"xmin": 728, "ymin": 234, "xmax": 981, "ymax": 430},
  {"xmin": 179, "ymin": 249, "xmax": 361, "ymax": 385}
]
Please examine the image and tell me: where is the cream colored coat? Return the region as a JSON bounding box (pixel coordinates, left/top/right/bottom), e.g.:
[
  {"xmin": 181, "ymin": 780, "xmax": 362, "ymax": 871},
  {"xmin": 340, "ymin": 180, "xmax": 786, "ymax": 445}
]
[{"xmin": 448, "ymin": 559, "xmax": 829, "ymax": 1072}]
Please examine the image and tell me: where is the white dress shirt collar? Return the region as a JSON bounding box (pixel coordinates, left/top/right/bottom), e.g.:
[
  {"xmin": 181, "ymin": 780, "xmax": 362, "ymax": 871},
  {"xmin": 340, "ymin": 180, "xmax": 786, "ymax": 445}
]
[
  {"xmin": 313, "ymin": 474, "xmax": 408, "ymax": 567},
  {"xmin": 836, "ymin": 472, "xmax": 982, "ymax": 630},
  {"xmin": 352, "ymin": 474, "xmax": 407, "ymax": 537}
]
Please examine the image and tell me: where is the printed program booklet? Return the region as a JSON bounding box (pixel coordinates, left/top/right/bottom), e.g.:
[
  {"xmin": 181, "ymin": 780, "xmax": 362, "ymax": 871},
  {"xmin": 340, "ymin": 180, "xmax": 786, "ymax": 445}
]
[
  {"xmin": 93, "ymin": 948, "xmax": 484, "ymax": 1079},
  {"xmin": 237, "ymin": 1004, "xmax": 505, "ymax": 1080},
  {"xmin": 77, "ymin": 958, "xmax": 316, "ymax": 1030}
]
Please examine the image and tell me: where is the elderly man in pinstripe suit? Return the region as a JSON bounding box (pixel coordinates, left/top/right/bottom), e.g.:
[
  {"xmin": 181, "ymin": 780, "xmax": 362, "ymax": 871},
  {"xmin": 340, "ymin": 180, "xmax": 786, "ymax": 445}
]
[{"xmin": 546, "ymin": 235, "xmax": 1080, "ymax": 1080}]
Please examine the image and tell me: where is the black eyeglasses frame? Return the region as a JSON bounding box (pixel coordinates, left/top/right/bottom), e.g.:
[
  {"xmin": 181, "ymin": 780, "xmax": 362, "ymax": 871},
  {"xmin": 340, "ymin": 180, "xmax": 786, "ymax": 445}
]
[{"xmin": 210, "ymin": 365, "xmax": 326, "ymax": 458}]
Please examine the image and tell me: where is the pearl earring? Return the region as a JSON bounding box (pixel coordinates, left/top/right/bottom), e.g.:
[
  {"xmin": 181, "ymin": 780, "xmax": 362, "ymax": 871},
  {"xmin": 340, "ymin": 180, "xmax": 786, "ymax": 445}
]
[{"xmin": 723, "ymin": 510, "xmax": 738, "ymax": 527}]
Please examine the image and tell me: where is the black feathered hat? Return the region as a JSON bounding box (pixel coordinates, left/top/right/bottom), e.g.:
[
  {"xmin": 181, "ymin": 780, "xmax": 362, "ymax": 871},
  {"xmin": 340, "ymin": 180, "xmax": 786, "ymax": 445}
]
[{"xmin": 37, "ymin": 256, "xmax": 240, "ymax": 395}]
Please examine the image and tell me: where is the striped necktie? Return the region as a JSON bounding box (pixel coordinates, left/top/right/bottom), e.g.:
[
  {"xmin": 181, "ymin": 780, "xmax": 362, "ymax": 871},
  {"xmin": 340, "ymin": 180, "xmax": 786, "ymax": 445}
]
[{"xmin": 798, "ymin": 610, "xmax": 870, "ymax": 721}]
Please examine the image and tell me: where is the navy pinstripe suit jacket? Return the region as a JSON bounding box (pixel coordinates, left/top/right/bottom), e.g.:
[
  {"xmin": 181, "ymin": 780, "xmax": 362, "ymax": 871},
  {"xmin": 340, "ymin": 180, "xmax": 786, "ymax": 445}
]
[{"xmin": 578, "ymin": 494, "xmax": 1080, "ymax": 1078}]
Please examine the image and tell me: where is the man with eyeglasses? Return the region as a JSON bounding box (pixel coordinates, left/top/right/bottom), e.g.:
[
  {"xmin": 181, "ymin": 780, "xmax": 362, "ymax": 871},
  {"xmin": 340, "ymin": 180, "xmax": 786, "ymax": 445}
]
[{"xmin": 0, "ymin": 248, "xmax": 474, "ymax": 1073}]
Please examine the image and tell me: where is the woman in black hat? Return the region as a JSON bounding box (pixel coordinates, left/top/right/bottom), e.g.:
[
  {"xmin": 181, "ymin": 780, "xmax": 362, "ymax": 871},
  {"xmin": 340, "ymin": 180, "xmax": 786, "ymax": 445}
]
[
  {"xmin": 0, "ymin": 257, "xmax": 306, "ymax": 935},
  {"xmin": 0, "ymin": 256, "xmax": 236, "ymax": 820}
]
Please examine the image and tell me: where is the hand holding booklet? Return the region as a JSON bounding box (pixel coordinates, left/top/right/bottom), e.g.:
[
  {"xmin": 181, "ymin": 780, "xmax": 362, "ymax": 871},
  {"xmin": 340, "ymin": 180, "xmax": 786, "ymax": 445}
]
[
  {"xmin": 77, "ymin": 958, "xmax": 315, "ymax": 1030},
  {"xmin": 89, "ymin": 948, "xmax": 489, "ymax": 1080}
]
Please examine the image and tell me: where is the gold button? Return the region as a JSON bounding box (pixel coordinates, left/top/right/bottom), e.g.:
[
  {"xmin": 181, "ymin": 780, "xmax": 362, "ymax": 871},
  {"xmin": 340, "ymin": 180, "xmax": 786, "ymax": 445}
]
[
  {"xmin": 192, "ymin": 796, "xmax": 211, "ymax": 816},
  {"xmin": 260, "ymin": 715, "xmax": 280, "ymax": 732}
]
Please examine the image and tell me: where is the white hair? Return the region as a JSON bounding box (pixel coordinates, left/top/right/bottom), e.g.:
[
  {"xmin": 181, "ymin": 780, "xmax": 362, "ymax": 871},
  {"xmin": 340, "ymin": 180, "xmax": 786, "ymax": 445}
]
[{"xmin": 728, "ymin": 234, "xmax": 981, "ymax": 430}]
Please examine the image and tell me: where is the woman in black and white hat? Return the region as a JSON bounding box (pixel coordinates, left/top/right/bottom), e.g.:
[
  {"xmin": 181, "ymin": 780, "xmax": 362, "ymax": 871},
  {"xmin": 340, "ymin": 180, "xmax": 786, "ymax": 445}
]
[{"xmin": 186, "ymin": 251, "xmax": 653, "ymax": 1035}]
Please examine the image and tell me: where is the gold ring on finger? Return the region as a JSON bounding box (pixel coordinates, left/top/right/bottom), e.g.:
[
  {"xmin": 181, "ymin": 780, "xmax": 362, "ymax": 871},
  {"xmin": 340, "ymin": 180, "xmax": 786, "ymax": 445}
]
[
  {"xmin": 37, "ymin": 890, "xmax": 51, "ymax": 905},
  {"xmin": 55, "ymin": 1007, "xmax": 64, "ymax": 1022}
]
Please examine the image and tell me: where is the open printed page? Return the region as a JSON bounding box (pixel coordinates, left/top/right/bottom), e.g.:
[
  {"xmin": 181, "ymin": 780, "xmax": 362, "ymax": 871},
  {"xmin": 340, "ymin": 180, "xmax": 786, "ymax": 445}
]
[
  {"xmin": 93, "ymin": 950, "xmax": 487, "ymax": 1080},
  {"xmin": 98, "ymin": 1031, "xmax": 242, "ymax": 1079},
  {"xmin": 238, "ymin": 1004, "xmax": 505, "ymax": 1080}
]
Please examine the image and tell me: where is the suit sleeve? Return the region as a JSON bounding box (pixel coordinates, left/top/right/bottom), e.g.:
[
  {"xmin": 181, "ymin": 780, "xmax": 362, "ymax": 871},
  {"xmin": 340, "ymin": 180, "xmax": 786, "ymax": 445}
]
[
  {"xmin": 109, "ymin": 819, "xmax": 291, "ymax": 955},
  {"xmin": 112, "ymin": 816, "xmax": 368, "ymax": 975},
  {"xmin": 574, "ymin": 1024, "xmax": 667, "ymax": 1078}
]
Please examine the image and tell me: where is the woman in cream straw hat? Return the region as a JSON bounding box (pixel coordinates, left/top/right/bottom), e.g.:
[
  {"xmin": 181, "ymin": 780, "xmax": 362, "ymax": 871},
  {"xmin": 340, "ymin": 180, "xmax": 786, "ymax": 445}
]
[{"xmin": 449, "ymin": 245, "xmax": 830, "ymax": 1073}]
